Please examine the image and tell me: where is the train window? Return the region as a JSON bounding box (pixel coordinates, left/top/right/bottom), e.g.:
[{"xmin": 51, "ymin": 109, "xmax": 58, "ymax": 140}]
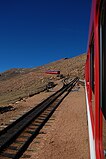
[
  {"xmin": 100, "ymin": 1, "xmax": 106, "ymax": 156},
  {"xmin": 90, "ymin": 38, "xmax": 95, "ymax": 115},
  {"xmin": 90, "ymin": 38, "xmax": 94, "ymax": 93},
  {"xmin": 100, "ymin": 0, "xmax": 106, "ymax": 119}
]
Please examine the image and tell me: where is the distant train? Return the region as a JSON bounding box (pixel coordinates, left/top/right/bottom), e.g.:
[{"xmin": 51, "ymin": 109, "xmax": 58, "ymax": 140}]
[
  {"xmin": 85, "ymin": 0, "xmax": 106, "ymax": 158},
  {"xmin": 45, "ymin": 70, "xmax": 60, "ymax": 75}
]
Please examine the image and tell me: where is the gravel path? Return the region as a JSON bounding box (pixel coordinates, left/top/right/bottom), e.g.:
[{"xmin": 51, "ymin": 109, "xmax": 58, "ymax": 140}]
[{"xmin": 21, "ymin": 85, "xmax": 89, "ymax": 159}]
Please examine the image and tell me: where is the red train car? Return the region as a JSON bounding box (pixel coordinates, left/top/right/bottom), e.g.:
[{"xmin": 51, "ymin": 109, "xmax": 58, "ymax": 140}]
[
  {"xmin": 45, "ymin": 70, "xmax": 60, "ymax": 75},
  {"xmin": 85, "ymin": 0, "xmax": 106, "ymax": 158}
]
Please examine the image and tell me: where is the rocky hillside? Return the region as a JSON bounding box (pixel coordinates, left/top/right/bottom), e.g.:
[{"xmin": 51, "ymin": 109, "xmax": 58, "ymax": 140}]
[{"xmin": 0, "ymin": 53, "xmax": 86, "ymax": 105}]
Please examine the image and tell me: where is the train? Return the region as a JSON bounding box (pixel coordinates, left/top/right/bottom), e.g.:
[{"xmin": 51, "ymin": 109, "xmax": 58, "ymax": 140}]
[
  {"xmin": 85, "ymin": 0, "xmax": 106, "ymax": 158},
  {"xmin": 45, "ymin": 70, "xmax": 60, "ymax": 75}
]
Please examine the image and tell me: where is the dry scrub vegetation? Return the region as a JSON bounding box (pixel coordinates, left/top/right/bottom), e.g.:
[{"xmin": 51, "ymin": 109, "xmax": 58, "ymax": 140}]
[{"xmin": 0, "ymin": 53, "xmax": 86, "ymax": 105}]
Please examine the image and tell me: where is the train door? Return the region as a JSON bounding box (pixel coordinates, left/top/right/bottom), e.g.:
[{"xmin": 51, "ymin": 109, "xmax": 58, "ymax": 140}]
[{"xmin": 99, "ymin": 0, "xmax": 106, "ymax": 157}]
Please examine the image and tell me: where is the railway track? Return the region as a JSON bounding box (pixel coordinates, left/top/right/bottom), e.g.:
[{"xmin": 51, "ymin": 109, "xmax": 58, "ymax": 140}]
[{"xmin": 0, "ymin": 77, "xmax": 79, "ymax": 159}]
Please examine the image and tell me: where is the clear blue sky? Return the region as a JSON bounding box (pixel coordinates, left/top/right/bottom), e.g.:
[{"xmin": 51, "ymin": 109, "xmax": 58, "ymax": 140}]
[{"xmin": 0, "ymin": 0, "xmax": 91, "ymax": 72}]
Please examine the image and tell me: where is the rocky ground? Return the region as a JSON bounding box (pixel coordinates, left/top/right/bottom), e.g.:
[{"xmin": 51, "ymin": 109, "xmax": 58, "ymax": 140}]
[
  {"xmin": 0, "ymin": 53, "xmax": 86, "ymax": 106},
  {"xmin": 0, "ymin": 53, "xmax": 89, "ymax": 158},
  {"xmin": 20, "ymin": 83, "xmax": 88, "ymax": 159},
  {"xmin": 0, "ymin": 80, "xmax": 63, "ymax": 130}
]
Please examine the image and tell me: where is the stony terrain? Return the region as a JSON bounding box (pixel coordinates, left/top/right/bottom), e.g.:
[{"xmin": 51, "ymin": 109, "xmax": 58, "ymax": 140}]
[
  {"xmin": 0, "ymin": 53, "xmax": 86, "ymax": 105},
  {"xmin": 20, "ymin": 84, "xmax": 88, "ymax": 159},
  {"xmin": 0, "ymin": 53, "xmax": 88, "ymax": 159}
]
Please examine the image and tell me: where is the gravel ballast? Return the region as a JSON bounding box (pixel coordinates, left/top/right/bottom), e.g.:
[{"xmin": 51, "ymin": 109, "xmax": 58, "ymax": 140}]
[{"xmin": 21, "ymin": 84, "xmax": 89, "ymax": 159}]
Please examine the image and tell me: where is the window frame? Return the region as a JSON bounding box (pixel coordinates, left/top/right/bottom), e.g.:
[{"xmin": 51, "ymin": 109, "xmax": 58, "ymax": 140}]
[
  {"xmin": 99, "ymin": 0, "xmax": 106, "ymax": 119},
  {"xmin": 90, "ymin": 37, "xmax": 95, "ymax": 94}
]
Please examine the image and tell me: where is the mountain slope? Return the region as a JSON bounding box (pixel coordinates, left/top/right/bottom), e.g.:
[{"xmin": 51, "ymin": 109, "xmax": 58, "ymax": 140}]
[{"xmin": 0, "ymin": 53, "xmax": 86, "ymax": 105}]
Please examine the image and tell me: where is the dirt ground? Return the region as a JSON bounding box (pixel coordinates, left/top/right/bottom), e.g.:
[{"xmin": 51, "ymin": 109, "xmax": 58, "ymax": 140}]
[
  {"xmin": 20, "ymin": 84, "xmax": 89, "ymax": 159},
  {"xmin": 0, "ymin": 80, "xmax": 63, "ymax": 130},
  {"xmin": 0, "ymin": 81, "xmax": 89, "ymax": 159}
]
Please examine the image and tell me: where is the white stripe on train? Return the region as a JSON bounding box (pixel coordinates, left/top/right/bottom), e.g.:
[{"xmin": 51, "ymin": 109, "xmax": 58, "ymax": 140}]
[{"xmin": 85, "ymin": 81, "xmax": 96, "ymax": 159}]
